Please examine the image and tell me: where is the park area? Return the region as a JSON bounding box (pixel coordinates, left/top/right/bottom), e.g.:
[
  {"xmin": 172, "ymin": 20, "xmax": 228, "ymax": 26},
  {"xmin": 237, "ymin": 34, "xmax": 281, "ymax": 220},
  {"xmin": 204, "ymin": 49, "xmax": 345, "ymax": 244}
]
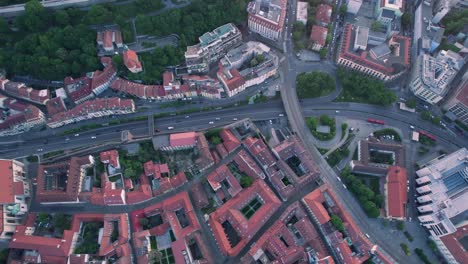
[
  {"xmin": 306, "ymin": 114, "xmax": 336, "ymax": 141},
  {"xmin": 296, "ymin": 72, "xmax": 335, "ymax": 99}
]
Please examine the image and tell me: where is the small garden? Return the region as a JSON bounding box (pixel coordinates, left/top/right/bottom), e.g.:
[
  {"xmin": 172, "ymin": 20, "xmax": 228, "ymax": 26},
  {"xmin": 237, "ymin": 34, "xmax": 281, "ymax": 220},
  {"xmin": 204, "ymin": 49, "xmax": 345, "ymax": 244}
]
[
  {"xmin": 340, "ymin": 167, "xmax": 383, "ymax": 218},
  {"xmin": 306, "ymin": 114, "xmax": 336, "ymax": 141},
  {"xmin": 228, "ymin": 162, "xmax": 254, "ymax": 188},
  {"xmin": 241, "ymin": 198, "xmax": 263, "ymax": 220},
  {"xmin": 204, "ymin": 128, "xmax": 223, "ymax": 145},
  {"xmin": 74, "ymin": 222, "xmax": 103, "ymax": 254},
  {"xmin": 326, "ymin": 148, "xmax": 350, "ymax": 167},
  {"xmin": 139, "ymin": 214, "xmax": 164, "ymax": 230},
  {"xmin": 369, "ymin": 150, "xmax": 394, "ymax": 165},
  {"xmin": 35, "ymin": 213, "xmax": 72, "ymax": 237}
]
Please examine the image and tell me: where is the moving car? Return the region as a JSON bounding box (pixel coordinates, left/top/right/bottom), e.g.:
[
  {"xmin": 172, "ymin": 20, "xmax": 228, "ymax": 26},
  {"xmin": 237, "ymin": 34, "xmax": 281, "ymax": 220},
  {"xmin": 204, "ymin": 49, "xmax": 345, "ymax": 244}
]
[{"xmin": 168, "ymin": 127, "xmax": 174, "ymax": 130}]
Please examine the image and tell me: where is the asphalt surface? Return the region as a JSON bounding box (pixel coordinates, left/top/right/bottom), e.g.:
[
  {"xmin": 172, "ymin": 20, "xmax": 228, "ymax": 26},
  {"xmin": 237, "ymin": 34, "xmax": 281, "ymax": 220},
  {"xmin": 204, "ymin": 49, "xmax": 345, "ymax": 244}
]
[{"xmin": 0, "ymin": 101, "xmax": 465, "ymax": 159}]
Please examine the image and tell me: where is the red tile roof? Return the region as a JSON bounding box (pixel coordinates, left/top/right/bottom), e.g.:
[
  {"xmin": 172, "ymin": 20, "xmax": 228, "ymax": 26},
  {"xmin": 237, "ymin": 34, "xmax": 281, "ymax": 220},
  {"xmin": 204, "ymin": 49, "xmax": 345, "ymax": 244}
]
[
  {"xmin": 103, "ymin": 31, "xmax": 113, "ymax": 49},
  {"xmin": 64, "ymin": 76, "xmax": 93, "ymax": 103},
  {"xmin": 207, "ymin": 164, "xmax": 242, "ymax": 198},
  {"xmin": 302, "ymin": 188, "xmax": 330, "ymax": 225},
  {"xmin": 123, "ymin": 49, "xmax": 142, "ymax": 72},
  {"xmin": 48, "ymin": 98, "xmax": 134, "ymax": 126},
  {"xmin": 36, "ymin": 156, "xmax": 92, "ymax": 203},
  {"xmin": 45, "ymin": 97, "xmax": 67, "ymax": 116},
  {"xmin": 163, "ymin": 71, "xmax": 174, "ymax": 87},
  {"xmin": 209, "ymin": 180, "xmax": 281, "ymax": 256},
  {"xmin": 310, "ymin": 25, "xmax": 328, "ymax": 46},
  {"xmin": 220, "ymin": 129, "xmax": 240, "ymax": 152},
  {"xmin": 243, "ymin": 136, "xmax": 276, "ymax": 168},
  {"xmin": 100, "ymin": 149, "xmax": 119, "ymax": 168},
  {"xmin": 195, "ymin": 132, "xmax": 215, "ymax": 171},
  {"xmin": 316, "ymin": 4, "xmax": 332, "ymax": 25},
  {"xmin": 170, "ymin": 132, "xmax": 197, "ymax": 147},
  {"xmin": 386, "ymin": 166, "xmax": 407, "ymax": 218},
  {"xmin": 217, "ymin": 64, "xmax": 245, "ymax": 91},
  {"xmin": 233, "ymin": 150, "xmax": 265, "ymax": 179},
  {"xmin": 0, "ymin": 160, "xmax": 16, "ymax": 203},
  {"xmin": 215, "ymin": 144, "xmax": 228, "ymax": 158},
  {"xmin": 440, "ymin": 223, "xmax": 468, "ymax": 264}
]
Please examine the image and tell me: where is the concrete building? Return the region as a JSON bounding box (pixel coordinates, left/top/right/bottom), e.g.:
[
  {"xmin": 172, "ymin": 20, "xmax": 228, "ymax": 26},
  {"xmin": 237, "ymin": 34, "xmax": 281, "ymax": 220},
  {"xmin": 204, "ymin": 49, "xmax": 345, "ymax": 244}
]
[
  {"xmin": 296, "ymin": 1, "xmax": 308, "ymax": 24},
  {"xmin": 0, "ymin": 159, "xmax": 30, "ymax": 241},
  {"xmin": 247, "ymin": 0, "xmax": 287, "ymax": 40},
  {"xmin": 218, "ymin": 41, "xmax": 278, "ymax": 97},
  {"xmin": 409, "ymin": 52, "xmax": 461, "ymax": 104},
  {"xmin": 185, "ymin": 23, "xmax": 242, "ymax": 74},
  {"xmin": 375, "ymin": 0, "xmax": 404, "ymax": 20},
  {"xmin": 384, "ymin": 166, "xmax": 407, "ymax": 220},
  {"xmin": 444, "ymin": 74, "xmax": 468, "ymax": 125},
  {"xmin": 432, "ymin": 0, "xmax": 468, "ymax": 23},
  {"xmin": 316, "ymin": 4, "xmax": 333, "ymax": 26},
  {"xmin": 337, "ymin": 23, "xmax": 411, "ymax": 81},
  {"xmin": 415, "ymin": 148, "xmax": 468, "ymax": 236},
  {"xmin": 346, "ymin": 0, "xmax": 362, "ymax": 14},
  {"xmin": 415, "ymin": 148, "xmax": 468, "ymax": 264}
]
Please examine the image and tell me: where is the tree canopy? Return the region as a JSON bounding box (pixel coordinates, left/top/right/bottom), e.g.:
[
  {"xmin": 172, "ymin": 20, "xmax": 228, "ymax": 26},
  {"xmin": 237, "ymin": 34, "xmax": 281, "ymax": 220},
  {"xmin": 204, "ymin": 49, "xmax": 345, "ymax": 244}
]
[
  {"xmin": 337, "ymin": 68, "xmax": 396, "ymax": 106},
  {"xmin": 442, "ymin": 9, "xmax": 468, "ymax": 35},
  {"xmin": 296, "ymin": 72, "xmax": 336, "ymax": 98}
]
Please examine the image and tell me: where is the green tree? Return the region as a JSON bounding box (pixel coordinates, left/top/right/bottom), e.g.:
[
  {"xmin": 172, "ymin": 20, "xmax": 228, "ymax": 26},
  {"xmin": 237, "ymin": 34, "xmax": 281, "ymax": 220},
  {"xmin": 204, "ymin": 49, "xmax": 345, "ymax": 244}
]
[
  {"xmin": 240, "ymin": 175, "xmax": 254, "ymax": 188},
  {"xmin": 85, "ymin": 5, "xmax": 112, "ymax": 24},
  {"xmin": 37, "ymin": 213, "xmax": 49, "ymax": 222},
  {"xmin": 16, "ymin": 0, "xmax": 48, "ymax": 31},
  {"xmin": 0, "ymin": 249, "xmax": 9, "ymax": 263},
  {"xmin": 325, "ymin": 33, "xmax": 332, "ymax": 45},
  {"xmin": 363, "ymin": 201, "xmax": 380, "ymax": 218},
  {"xmin": 139, "ymin": 218, "xmax": 149, "ymax": 228},
  {"xmin": 330, "ymin": 214, "xmax": 345, "ymax": 232},
  {"xmin": 421, "ymin": 111, "xmax": 432, "ymax": 121},
  {"xmin": 371, "ymin": 21, "xmax": 382, "ymax": 31},
  {"xmin": 397, "ymin": 221, "xmax": 405, "ymax": 231},
  {"xmin": 401, "ymin": 13, "xmax": 412, "ymax": 29},
  {"xmin": 124, "ymin": 168, "xmax": 136, "ymax": 178},
  {"xmin": 296, "ymin": 72, "xmax": 336, "ymax": 98},
  {"xmin": 54, "ymin": 214, "xmax": 71, "ymax": 231},
  {"xmin": 319, "ymin": 48, "xmax": 328, "ymax": 58},
  {"xmin": 211, "ymin": 136, "xmax": 222, "ymax": 145},
  {"xmin": 0, "ymin": 17, "xmax": 10, "ymax": 33},
  {"xmin": 431, "ymin": 116, "xmax": 441, "ymax": 125},
  {"xmin": 55, "ymin": 10, "xmax": 70, "ymax": 26},
  {"xmin": 406, "ymin": 99, "xmax": 416, "ymax": 108},
  {"xmin": 339, "ymin": 5, "xmax": 347, "ymax": 16}
]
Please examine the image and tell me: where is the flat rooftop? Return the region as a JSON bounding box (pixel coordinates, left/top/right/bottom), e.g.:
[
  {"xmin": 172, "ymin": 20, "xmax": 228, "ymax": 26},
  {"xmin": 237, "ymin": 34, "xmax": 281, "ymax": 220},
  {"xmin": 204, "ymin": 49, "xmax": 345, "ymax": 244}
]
[{"xmin": 249, "ymin": 0, "xmax": 284, "ymax": 24}]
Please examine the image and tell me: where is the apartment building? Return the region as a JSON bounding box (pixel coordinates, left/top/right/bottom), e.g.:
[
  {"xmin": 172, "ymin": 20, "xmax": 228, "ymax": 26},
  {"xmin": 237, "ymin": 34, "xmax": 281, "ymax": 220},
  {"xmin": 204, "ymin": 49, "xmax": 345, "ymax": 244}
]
[
  {"xmin": 409, "ymin": 51, "xmax": 463, "ymax": 104},
  {"xmin": 309, "ymin": 25, "xmax": 328, "ymax": 51},
  {"xmin": 0, "ymin": 79, "xmax": 50, "ymax": 105},
  {"xmin": 185, "ymin": 23, "xmax": 242, "ymax": 73},
  {"xmin": 337, "ymin": 23, "xmax": 411, "ymax": 81},
  {"xmin": 0, "ymin": 97, "xmax": 46, "ymax": 136},
  {"xmin": 247, "ymin": 0, "xmax": 287, "ymax": 40},
  {"xmin": 415, "ymin": 148, "xmax": 468, "ymax": 264},
  {"xmin": 47, "ymin": 97, "xmax": 135, "ymax": 128},
  {"xmin": 375, "ymin": 0, "xmax": 404, "ymax": 21},
  {"xmin": 347, "ymin": 0, "xmax": 362, "ymax": 14},
  {"xmin": 296, "ymin": 1, "xmax": 308, "ymax": 24},
  {"xmin": 0, "ymin": 159, "xmax": 30, "ymax": 241}
]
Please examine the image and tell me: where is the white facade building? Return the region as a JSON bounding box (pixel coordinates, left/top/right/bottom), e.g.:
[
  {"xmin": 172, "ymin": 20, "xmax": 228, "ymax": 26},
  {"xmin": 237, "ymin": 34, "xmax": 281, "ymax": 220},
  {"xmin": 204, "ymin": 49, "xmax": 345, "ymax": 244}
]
[{"xmin": 247, "ymin": 0, "xmax": 287, "ymax": 40}]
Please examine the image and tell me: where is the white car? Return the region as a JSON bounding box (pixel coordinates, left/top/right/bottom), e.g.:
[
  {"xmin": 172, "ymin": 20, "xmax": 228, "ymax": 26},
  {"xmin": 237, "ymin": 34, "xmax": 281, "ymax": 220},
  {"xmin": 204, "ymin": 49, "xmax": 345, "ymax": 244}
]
[
  {"xmin": 37, "ymin": 148, "xmax": 43, "ymax": 152},
  {"xmin": 233, "ymin": 118, "xmax": 238, "ymax": 121},
  {"xmin": 279, "ymin": 114, "xmax": 284, "ymax": 117},
  {"xmin": 168, "ymin": 126, "xmax": 174, "ymax": 130},
  {"xmin": 410, "ymin": 125, "xmax": 415, "ymax": 129},
  {"xmin": 91, "ymin": 136, "xmax": 97, "ymax": 139},
  {"xmin": 335, "ymin": 110, "xmax": 340, "ymax": 113},
  {"xmin": 209, "ymin": 121, "xmax": 214, "ymax": 124},
  {"xmin": 215, "ymin": 117, "xmax": 221, "ymax": 121},
  {"xmin": 185, "ymin": 115, "xmax": 190, "ymax": 119},
  {"xmin": 74, "ymin": 133, "xmax": 80, "ymax": 137},
  {"xmin": 269, "ymin": 120, "xmax": 273, "ymax": 125},
  {"xmin": 343, "ymin": 184, "xmax": 347, "ymax": 189}
]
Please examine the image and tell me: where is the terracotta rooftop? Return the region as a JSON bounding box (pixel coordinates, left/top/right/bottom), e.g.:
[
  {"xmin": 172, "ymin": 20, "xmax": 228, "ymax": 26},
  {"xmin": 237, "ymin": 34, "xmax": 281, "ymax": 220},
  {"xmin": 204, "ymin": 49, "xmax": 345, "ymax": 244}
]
[
  {"xmin": 243, "ymin": 136, "xmax": 276, "ymax": 168},
  {"xmin": 386, "ymin": 166, "xmax": 407, "ymax": 218},
  {"xmin": 45, "ymin": 97, "xmax": 67, "ymax": 116},
  {"xmin": 36, "ymin": 156, "xmax": 92, "ymax": 203},
  {"xmin": 207, "ymin": 164, "xmax": 242, "ymax": 198},
  {"xmin": 0, "ymin": 160, "xmax": 19, "ymax": 203},
  {"xmin": 170, "ymin": 132, "xmax": 197, "ymax": 147},
  {"xmin": 220, "ymin": 129, "xmax": 241, "ymax": 152},
  {"xmin": 316, "ymin": 4, "xmax": 332, "ymax": 25},
  {"xmin": 100, "ymin": 149, "xmax": 119, "ymax": 168},
  {"xmin": 209, "ymin": 180, "xmax": 281, "ymax": 256},
  {"xmin": 123, "ymin": 49, "xmax": 142, "ymax": 73},
  {"xmin": 310, "ymin": 25, "xmax": 328, "ymax": 46},
  {"xmin": 439, "ymin": 223, "xmax": 468, "ymax": 264}
]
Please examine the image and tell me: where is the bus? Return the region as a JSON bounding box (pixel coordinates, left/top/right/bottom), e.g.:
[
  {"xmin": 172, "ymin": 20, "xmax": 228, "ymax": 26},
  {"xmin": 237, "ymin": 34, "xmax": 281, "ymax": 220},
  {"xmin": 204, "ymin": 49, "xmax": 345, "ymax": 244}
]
[
  {"xmin": 367, "ymin": 118, "xmax": 385, "ymax": 125},
  {"xmin": 419, "ymin": 130, "xmax": 436, "ymax": 141}
]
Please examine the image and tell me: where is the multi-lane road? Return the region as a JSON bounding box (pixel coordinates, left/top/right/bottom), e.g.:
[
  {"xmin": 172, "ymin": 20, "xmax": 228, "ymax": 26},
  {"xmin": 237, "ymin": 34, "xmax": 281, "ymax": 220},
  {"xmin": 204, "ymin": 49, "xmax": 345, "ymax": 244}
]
[{"xmin": 0, "ymin": 100, "xmax": 465, "ymax": 159}]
